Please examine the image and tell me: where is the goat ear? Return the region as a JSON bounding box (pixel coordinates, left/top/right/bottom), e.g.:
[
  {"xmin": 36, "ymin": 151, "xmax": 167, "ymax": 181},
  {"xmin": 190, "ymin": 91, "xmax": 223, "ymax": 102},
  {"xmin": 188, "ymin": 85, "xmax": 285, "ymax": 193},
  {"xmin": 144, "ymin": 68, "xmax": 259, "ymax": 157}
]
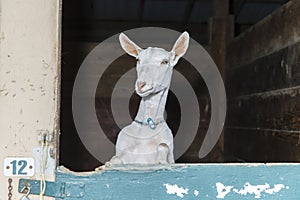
[
  {"xmin": 170, "ymin": 31, "xmax": 189, "ymax": 65},
  {"xmin": 119, "ymin": 33, "xmax": 141, "ymax": 58}
]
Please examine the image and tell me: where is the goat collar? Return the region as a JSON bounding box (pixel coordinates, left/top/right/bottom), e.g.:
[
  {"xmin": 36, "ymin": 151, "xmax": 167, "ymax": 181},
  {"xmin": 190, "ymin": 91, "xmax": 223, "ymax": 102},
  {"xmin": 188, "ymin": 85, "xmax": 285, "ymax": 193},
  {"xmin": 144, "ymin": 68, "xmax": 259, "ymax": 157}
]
[{"xmin": 134, "ymin": 117, "xmax": 165, "ymax": 130}]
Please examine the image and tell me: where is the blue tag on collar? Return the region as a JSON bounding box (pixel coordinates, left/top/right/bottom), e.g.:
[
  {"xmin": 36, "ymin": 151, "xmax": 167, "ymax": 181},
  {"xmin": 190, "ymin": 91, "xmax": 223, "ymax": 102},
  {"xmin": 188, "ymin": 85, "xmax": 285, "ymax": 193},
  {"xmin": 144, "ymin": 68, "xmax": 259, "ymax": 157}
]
[{"xmin": 147, "ymin": 118, "xmax": 156, "ymax": 129}]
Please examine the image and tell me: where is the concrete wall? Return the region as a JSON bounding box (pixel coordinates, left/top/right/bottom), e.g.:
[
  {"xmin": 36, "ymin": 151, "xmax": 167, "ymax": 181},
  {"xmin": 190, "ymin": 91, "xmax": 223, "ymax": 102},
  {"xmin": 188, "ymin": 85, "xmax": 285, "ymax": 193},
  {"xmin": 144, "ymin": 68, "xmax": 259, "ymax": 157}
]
[{"xmin": 0, "ymin": 0, "xmax": 61, "ymax": 199}]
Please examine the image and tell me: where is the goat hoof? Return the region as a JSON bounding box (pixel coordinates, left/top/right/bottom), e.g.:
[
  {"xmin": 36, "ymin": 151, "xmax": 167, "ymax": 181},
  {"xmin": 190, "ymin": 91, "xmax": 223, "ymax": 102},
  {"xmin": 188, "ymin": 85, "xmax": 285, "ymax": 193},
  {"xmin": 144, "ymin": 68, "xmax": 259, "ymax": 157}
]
[
  {"xmin": 105, "ymin": 162, "xmax": 112, "ymax": 168},
  {"xmin": 95, "ymin": 165, "xmax": 106, "ymax": 171}
]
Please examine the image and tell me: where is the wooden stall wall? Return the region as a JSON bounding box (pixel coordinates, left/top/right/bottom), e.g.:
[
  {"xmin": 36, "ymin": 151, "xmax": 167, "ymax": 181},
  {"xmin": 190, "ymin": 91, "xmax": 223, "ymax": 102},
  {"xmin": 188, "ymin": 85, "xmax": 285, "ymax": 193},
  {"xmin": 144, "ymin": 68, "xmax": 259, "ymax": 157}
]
[{"xmin": 225, "ymin": 1, "xmax": 300, "ymax": 162}]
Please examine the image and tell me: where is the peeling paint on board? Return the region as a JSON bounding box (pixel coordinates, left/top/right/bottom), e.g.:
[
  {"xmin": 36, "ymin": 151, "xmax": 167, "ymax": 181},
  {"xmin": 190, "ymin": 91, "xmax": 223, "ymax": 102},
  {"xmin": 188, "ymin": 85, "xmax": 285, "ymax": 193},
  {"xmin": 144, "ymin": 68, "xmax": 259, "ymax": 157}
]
[
  {"xmin": 23, "ymin": 164, "xmax": 297, "ymax": 200},
  {"xmin": 164, "ymin": 183, "xmax": 189, "ymax": 198},
  {"xmin": 216, "ymin": 182, "xmax": 289, "ymax": 199},
  {"xmin": 194, "ymin": 189, "xmax": 199, "ymax": 196},
  {"xmin": 216, "ymin": 182, "xmax": 233, "ymax": 198}
]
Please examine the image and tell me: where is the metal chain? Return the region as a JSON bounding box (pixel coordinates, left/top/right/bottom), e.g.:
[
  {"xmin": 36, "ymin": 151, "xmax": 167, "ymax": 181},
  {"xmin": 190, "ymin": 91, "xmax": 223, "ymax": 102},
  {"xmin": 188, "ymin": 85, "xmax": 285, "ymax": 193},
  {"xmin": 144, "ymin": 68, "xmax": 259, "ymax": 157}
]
[{"xmin": 8, "ymin": 178, "xmax": 12, "ymax": 200}]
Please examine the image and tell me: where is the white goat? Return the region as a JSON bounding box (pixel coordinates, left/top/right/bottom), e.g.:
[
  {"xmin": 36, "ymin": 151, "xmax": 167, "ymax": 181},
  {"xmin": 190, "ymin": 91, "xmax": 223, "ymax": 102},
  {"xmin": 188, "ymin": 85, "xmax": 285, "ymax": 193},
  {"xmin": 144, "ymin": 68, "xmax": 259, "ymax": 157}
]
[{"xmin": 108, "ymin": 31, "xmax": 190, "ymax": 165}]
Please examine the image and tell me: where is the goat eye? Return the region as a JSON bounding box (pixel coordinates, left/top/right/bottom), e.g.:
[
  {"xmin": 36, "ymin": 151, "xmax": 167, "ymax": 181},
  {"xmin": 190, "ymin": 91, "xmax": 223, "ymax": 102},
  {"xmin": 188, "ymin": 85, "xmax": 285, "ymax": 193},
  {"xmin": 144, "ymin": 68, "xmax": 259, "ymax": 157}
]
[
  {"xmin": 161, "ymin": 60, "xmax": 168, "ymax": 65},
  {"xmin": 136, "ymin": 58, "xmax": 140, "ymax": 63}
]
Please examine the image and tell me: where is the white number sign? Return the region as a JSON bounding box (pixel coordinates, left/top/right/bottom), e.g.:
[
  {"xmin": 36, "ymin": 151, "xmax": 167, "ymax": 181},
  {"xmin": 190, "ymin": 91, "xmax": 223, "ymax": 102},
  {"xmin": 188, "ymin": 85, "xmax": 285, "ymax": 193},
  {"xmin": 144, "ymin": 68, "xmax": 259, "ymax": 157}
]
[{"xmin": 4, "ymin": 157, "xmax": 35, "ymax": 177}]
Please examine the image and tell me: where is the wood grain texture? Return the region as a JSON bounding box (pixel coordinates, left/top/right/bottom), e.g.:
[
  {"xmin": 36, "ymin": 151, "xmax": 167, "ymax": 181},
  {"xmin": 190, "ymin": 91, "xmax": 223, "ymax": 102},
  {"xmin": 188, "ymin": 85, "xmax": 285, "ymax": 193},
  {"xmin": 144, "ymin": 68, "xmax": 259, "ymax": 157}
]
[
  {"xmin": 227, "ymin": 1, "xmax": 300, "ymax": 68},
  {"xmin": 225, "ymin": 1, "xmax": 300, "ymax": 162},
  {"xmin": 226, "ymin": 86, "xmax": 300, "ymax": 131},
  {"xmin": 226, "ymin": 41, "xmax": 300, "ymax": 97},
  {"xmin": 225, "ymin": 128, "xmax": 300, "ymax": 161}
]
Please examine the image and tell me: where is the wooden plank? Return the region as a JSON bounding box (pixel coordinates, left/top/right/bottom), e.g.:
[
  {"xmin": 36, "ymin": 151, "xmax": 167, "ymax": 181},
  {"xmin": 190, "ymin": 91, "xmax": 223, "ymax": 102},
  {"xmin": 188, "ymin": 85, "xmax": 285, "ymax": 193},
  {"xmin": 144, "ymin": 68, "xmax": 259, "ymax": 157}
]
[
  {"xmin": 226, "ymin": 86, "xmax": 300, "ymax": 131},
  {"xmin": 225, "ymin": 1, "xmax": 300, "ymax": 163},
  {"xmin": 225, "ymin": 128, "xmax": 300, "ymax": 161},
  {"xmin": 209, "ymin": 0, "xmax": 234, "ymax": 161},
  {"xmin": 226, "ymin": 41, "xmax": 300, "ymax": 97},
  {"xmin": 227, "ymin": 1, "xmax": 300, "ymax": 68},
  {"xmin": 208, "ymin": 16, "xmax": 228, "ymax": 160},
  {"xmin": 20, "ymin": 164, "xmax": 300, "ymax": 199}
]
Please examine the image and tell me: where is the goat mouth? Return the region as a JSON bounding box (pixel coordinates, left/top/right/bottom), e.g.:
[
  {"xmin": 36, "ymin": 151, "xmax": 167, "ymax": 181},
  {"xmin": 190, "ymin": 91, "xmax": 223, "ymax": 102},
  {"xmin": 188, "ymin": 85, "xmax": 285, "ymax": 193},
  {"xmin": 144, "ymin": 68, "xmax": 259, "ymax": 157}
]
[{"xmin": 136, "ymin": 86, "xmax": 154, "ymax": 97}]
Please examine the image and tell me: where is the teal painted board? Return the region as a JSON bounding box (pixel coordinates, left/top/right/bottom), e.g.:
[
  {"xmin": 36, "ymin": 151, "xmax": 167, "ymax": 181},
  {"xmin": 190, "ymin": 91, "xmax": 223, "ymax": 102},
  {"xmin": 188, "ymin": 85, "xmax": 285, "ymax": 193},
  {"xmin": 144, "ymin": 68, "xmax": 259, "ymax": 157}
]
[
  {"xmin": 52, "ymin": 164, "xmax": 300, "ymax": 200},
  {"xmin": 18, "ymin": 179, "xmax": 85, "ymax": 198}
]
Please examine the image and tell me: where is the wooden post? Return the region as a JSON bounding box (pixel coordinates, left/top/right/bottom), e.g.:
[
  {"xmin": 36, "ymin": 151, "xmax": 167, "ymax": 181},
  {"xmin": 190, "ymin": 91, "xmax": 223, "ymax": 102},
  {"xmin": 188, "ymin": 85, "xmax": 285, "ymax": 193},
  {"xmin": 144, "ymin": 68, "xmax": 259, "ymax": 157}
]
[
  {"xmin": 0, "ymin": 0, "xmax": 61, "ymax": 199},
  {"xmin": 208, "ymin": 0, "xmax": 234, "ymax": 161}
]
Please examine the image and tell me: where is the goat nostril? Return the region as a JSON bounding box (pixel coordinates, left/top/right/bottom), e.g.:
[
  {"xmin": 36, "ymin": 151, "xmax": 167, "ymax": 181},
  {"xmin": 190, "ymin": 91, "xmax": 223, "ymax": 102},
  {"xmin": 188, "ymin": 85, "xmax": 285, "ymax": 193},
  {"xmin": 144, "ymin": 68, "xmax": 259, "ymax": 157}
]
[{"xmin": 137, "ymin": 82, "xmax": 146, "ymax": 90}]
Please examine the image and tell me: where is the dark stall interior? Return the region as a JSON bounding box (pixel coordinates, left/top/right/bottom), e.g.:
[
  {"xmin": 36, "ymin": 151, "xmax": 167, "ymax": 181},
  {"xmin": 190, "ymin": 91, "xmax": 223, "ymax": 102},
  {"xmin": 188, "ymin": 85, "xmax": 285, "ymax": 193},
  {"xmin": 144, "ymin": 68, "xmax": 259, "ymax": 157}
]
[{"xmin": 60, "ymin": 0, "xmax": 299, "ymax": 171}]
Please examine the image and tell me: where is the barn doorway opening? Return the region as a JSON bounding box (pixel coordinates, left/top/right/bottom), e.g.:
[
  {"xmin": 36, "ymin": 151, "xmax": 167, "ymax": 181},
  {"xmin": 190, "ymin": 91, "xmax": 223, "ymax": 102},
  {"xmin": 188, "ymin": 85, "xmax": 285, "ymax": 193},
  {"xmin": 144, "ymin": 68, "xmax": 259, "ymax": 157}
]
[{"xmin": 60, "ymin": 0, "xmax": 295, "ymax": 172}]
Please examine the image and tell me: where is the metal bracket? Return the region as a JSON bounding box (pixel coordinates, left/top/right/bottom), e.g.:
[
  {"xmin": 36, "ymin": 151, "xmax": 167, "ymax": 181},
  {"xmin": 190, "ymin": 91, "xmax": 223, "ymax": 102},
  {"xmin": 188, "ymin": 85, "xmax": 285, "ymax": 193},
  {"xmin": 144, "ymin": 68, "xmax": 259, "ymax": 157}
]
[
  {"xmin": 37, "ymin": 130, "xmax": 54, "ymax": 143},
  {"xmin": 19, "ymin": 179, "xmax": 85, "ymax": 198}
]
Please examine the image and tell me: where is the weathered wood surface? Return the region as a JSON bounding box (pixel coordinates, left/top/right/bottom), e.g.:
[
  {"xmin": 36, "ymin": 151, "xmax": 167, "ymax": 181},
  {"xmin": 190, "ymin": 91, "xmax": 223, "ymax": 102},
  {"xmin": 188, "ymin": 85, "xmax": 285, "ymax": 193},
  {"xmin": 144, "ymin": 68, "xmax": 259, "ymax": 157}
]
[
  {"xmin": 19, "ymin": 164, "xmax": 300, "ymax": 199},
  {"xmin": 209, "ymin": 0, "xmax": 234, "ymax": 162},
  {"xmin": 227, "ymin": 41, "xmax": 300, "ymax": 97},
  {"xmin": 226, "ymin": 1, "xmax": 300, "ymax": 162},
  {"xmin": 227, "ymin": 86, "xmax": 300, "ymax": 131},
  {"xmin": 227, "ymin": 1, "xmax": 300, "ymax": 68},
  {"xmin": 226, "ymin": 128, "xmax": 300, "ymax": 161}
]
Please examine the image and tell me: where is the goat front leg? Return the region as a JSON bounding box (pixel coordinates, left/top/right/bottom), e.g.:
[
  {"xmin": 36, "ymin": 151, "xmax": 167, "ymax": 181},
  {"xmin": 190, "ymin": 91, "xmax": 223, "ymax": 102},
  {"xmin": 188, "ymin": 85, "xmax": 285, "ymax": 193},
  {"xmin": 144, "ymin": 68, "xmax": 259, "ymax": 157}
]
[
  {"xmin": 95, "ymin": 155, "xmax": 124, "ymax": 171},
  {"xmin": 157, "ymin": 143, "xmax": 170, "ymax": 164},
  {"xmin": 107, "ymin": 155, "xmax": 124, "ymax": 166}
]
